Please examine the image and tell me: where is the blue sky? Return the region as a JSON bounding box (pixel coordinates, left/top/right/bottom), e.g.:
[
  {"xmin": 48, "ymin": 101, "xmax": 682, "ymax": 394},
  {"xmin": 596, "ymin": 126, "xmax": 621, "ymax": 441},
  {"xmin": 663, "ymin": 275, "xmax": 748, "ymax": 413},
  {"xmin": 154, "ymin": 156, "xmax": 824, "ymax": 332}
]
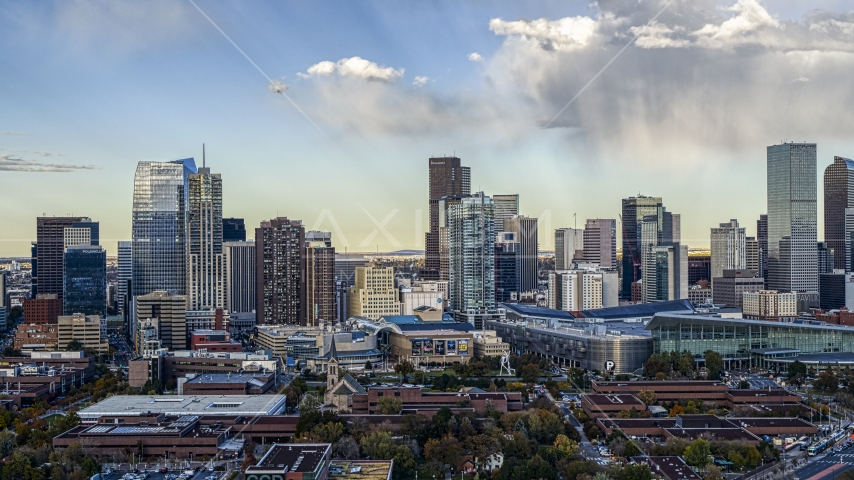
[{"xmin": 2, "ymin": 0, "xmax": 854, "ymax": 256}]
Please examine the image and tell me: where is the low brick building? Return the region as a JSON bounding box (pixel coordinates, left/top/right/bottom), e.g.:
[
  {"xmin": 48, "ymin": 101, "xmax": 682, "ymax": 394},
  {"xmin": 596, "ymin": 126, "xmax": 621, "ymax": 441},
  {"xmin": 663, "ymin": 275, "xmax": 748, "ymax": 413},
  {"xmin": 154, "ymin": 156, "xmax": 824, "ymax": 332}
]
[
  {"xmin": 597, "ymin": 414, "xmax": 817, "ymax": 442},
  {"xmin": 180, "ymin": 372, "xmax": 277, "ymax": 395},
  {"xmin": 592, "ymin": 380, "xmax": 729, "ymax": 404},
  {"xmin": 581, "ymin": 394, "xmax": 645, "ymax": 419},
  {"xmin": 349, "ymin": 387, "xmax": 523, "ymax": 416}
]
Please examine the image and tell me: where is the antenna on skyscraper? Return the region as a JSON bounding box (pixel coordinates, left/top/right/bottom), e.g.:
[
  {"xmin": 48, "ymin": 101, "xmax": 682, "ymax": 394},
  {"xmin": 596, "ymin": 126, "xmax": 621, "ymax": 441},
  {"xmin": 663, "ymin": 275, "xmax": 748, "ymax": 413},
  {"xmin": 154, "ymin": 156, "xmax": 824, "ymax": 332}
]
[{"xmin": 202, "ymin": 143, "xmax": 206, "ymax": 168}]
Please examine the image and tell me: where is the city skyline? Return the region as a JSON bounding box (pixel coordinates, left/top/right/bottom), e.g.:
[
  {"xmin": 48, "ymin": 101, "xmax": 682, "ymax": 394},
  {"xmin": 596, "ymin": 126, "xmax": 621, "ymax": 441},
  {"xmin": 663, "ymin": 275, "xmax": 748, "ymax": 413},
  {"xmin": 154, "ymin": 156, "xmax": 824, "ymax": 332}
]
[{"xmin": 4, "ymin": 0, "xmax": 854, "ymax": 256}]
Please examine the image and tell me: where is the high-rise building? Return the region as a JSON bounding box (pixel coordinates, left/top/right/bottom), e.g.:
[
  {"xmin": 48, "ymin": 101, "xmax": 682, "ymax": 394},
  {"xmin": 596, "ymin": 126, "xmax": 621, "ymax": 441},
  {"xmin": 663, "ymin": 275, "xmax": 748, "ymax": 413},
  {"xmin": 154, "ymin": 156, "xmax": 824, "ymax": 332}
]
[
  {"xmin": 224, "ymin": 241, "xmax": 255, "ymax": 314},
  {"xmin": 134, "ymin": 291, "xmax": 187, "ymax": 350},
  {"xmin": 334, "ymin": 253, "xmax": 369, "ymax": 287},
  {"xmin": 767, "ymin": 143, "xmax": 818, "ymax": 293},
  {"xmin": 346, "ymin": 265, "xmax": 401, "ymax": 320},
  {"xmin": 117, "ymin": 241, "xmax": 132, "ymax": 315},
  {"xmin": 554, "ymin": 228, "xmax": 583, "ymax": 271},
  {"xmin": 688, "ymin": 255, "xmax": 711, "ymax": 285},
  {"xmin": 132, "ymin": 159, "xmax": 197, "ymax": 297},
  {"xmin": 447, "ymin": 193, "xmax": 496, "ymax": 328},
  {"xmin": 818, "ymin": 242, "xmax": 835, "ymax": 275},
  {"xmin": 223, "ymin": 218, "xmax": 246, "ymax": 242},
  {"xmin": 305, "ymin": 232, "xmax": 336, "ymax": 326},
  {"xmin": 63, "ymin": 245, "xmax": 106, "ymax": 317},
  {"xmin": 710, "ymin": 219, "xmax": 746, "ymax": 285},
  {"xmin": 819, "ymin": 272, "xmax": 854, "ymax": 310},
  {"xmin": 824, "ymin": 156, "xmax": 854, "ymax": 271},
  {"xmin": 548, "ymin": 270, "xmax": 604, "ymax": 311},
  {"xmin": 745, "ymin": 237, "xmax": 760, "ymax": 272},
  {"xmin": 582, "ymin": 219, "xmax": 617, "ymax": 268},
  {"xmin": 425, "ymin": 157, "xmax": 470, "ymax": 280},
  {"xmin": 22, "ymin": 295, "xmax": 62, "ymax": 325},
  {"xmin": 492, "ymin": 194, "xmax": 519, "ymax": 233},
  {"xmin": 255, "ymin": 217, "xmax": 305, "ymax": 325},
  {"xmin": 712, "ymin": 269, "xmax": 763, "ymax": 309},
  {"xmin": 620, "ymin": 195, "xmax": 664, "ymax": 299},
  {"xmin": 35, "ymin": 217, "xmax": 88, "ymax": 298},
  {"xmin": 643, "ymin": 244, "xmax": 688, "ymax": 303},
  {"xmin": 505, "ymin": 215, "xmax": 538, "ymax": 292},
  {"xmin": 186, "ymin": 165, "xmax": 225, "ymax": 310},
  {"xmin": 58, "ymin": 313, "xmax": 108, "ymax": 352},
  {"xmin": 438, "ymin": 195, "xmax": 469, "ymax": 281},
  {"xmin": 757, "ymin": 214, "xmax": 768, "ymax": 281},
  {"xmin": 743, "ymin": 290, "xmax": 798, "ymax": 320},
  {"xmin": 495, "ymin": 233, "xmax": 521, "ymax": 303}
]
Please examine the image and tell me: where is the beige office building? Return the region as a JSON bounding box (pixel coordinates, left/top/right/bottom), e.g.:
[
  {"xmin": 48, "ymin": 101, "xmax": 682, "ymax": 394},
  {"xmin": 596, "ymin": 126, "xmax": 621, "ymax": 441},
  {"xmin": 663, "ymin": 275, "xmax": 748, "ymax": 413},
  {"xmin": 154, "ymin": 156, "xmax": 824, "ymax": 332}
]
[
  {"xmin": 472, "ymin": 330, "xmax": 510, "ymax": 358},
  {"xmin": 134, "ymin": 291, "xmax": 187, "ymax": 350},
  {"xmin": 347, "ymin": 266, "xmax": 401, "ymax": 320},
  {"xmin": 58, "ymin": 313, "xmax": 108, "ymax": 352}
]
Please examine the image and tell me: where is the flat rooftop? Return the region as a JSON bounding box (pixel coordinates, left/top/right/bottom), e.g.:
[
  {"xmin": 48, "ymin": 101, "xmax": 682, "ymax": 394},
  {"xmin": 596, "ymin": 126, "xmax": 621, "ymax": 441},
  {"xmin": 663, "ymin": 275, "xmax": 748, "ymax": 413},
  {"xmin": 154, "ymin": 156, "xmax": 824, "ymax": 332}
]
[
  {"xmin": 248, "ymin": 443, "xmax": 330, "ymax": 474},
  {"xmin": 584, "ymin": 394, "xmax": 644, "ymax": 406},
  {"xmin": 329, "ymin": 460, "xmax": 393, "ymax": 480},
  {"xmin": 77, "ymin": 395, "xmax": 287, "ymax": 420},
  {"xmin": 184, "ymin": 373, "xmax": 273, "ymax": 385},
  {"xmin": 632, "ymin": 457, "xmax": 702, "ymax": 480}
]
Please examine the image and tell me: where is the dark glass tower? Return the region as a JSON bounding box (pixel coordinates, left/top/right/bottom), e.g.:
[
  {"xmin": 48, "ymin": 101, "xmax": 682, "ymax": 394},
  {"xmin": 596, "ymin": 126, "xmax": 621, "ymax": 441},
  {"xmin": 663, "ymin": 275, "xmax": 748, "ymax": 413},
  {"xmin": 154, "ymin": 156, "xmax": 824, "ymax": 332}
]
[
  {"xmin": 223, "ymin": 218, "xmax": 246, "ymax": 242},
  {"xmin": 63, "ymin": 245, "xmax": 106, "ymax": 316},
  {"xmin": 620, "ymin": 196, "xmax": 663, "ymax": 299},
  {"xmin": 425, "ymin": 157, "xmax": 470, "ymax": 280},
  {"xmin": 824, "ymin": 156, "xmax": 854, "ymax": 271}
]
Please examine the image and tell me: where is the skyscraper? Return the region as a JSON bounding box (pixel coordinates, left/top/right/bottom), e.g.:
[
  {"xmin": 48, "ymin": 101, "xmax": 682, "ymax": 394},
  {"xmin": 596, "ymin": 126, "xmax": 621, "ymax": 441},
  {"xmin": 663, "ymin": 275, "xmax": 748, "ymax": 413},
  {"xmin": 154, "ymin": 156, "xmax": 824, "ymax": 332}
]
[
  {"xmin": 620, "ymin": 195, "xmax": 664, "ymax": 299},
  {"xmin": 305, "ymin": 231, "xmax": 336, "ymax": 326},
  {"xmin": 757, "ymin": 214, "xmax": 768, "ymax": 282},
  {"xmin": 224, "ymin": 241, "xmax": 256, "ymax": 314},
  {"xmin": 710, "ymin": 219, "xmax": 746, "ymax": 284},
  {"xmin": 132, "ymin": 158, "xmax": 197, "ymax": 297},
  {"xmin": 745, "ymin": 237, "xmax": 760, "ymax": 272},
  {"xmin": 63, "ymin": 245, "xmax": 106, "ymax": 317},
  {"xmin": 425, "ymin": 157, "xmax": 470, "ymax": 280},
  {"xmin": 35, "ymin": 217, "xmax": 88, "ymax": 298},
  {"xmin": 447, "ymin": 193, "xmax": 496, "ymax": 328},
  {"xmin": 494, "ymin": 232, "xmax": 521, "ymax": 303},
  {"xmin": 117, "ymin": 241, "xmax": 132, "ymax": 315},
  {"xmin": 505, "ymin": 215, "xmax": 538, "ymax": 292},
  {"xmin": 256, "ymin": 217, "xmax": 305, "ymax": 325},
  {"xmin": 554, "ymin": 228, "xmax": 583, "ymax": 270},
  {"xmin": 186, "ymin": 165, "xmax": 224, "ymax": 310},
  {"xmin": 767, "ymin": 143, "xmax": 818, "ymax": 293},
  {"xmin": 582, "ymin": 219, "xmax": 617, "ymax": 268},
  {"xmin": 134, "ymin": 291, "xmax": 187, "ymax": 350},
  {"xmin": 824, "ymin": 156, "xmax": 854, "ymax": 271},
  {"xmin": 492, "ymin": 194, "xmax": 519, "ymax": 232},
  {"xmin": 223, "ymin": 218, "xmax": 246, "ymax": 242},
  {"xmin": 818, "ymin": 242, "xmax": 835, "ymax": 275},
  {"xmin": 347, "ymin": 265, "xmax": 400, "ymax": 320},
  {"xmin": 639, "ymin": 209, "xmax": 686, "ymax": 303}
]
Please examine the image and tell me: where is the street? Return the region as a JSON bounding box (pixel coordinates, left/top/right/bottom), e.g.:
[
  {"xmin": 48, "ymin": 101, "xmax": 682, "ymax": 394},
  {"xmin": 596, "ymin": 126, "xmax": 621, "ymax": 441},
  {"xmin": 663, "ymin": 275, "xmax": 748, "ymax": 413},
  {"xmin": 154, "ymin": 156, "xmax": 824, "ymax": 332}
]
[{"xmin": 795, "ymin": 454, "xmax": 854, "ymax": 480}]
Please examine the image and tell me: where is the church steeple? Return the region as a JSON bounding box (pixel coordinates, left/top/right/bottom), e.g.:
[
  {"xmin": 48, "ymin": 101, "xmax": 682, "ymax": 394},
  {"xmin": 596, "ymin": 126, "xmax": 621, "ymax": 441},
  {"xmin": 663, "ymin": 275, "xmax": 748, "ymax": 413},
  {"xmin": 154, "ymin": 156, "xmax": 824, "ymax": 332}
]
[{"xmin": 327, "ymin": 336, "xmax": 339, "ymax": 389}]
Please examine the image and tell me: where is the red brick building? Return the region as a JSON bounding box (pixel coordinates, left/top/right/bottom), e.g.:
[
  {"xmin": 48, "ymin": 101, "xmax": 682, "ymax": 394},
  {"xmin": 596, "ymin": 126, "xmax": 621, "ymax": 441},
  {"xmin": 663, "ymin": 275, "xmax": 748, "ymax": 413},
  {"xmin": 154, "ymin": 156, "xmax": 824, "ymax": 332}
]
[
  {"xmin": 22, "ymin": 295, "xmax": 62, "ymax": 325},
  {"xmin": 189, "ymin": 329, "xmax": 242, "ymax": 352}
]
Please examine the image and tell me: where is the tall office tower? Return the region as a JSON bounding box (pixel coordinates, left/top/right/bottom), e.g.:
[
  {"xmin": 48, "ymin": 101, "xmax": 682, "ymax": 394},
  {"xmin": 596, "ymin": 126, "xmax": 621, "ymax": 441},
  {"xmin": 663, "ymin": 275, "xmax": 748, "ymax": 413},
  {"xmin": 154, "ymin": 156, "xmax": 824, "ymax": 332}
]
[
  {"xmin": 30, "ymin": 242, "xmax": 37, "ymax": 297},
  {"xmin": 424, "ymin": 157, "xmax": 470, "ymax": 280},
  {"xmin": 643, "ymin": 244, "xmax": 688, "ymax": 303},
  {"xmin": 757, "ymin": 214, "xmax": 768, "ymax": 282},
  {"xmin": 223, "ymin": 218, "xmax": 246, "ymax": 242},
  {"xmin": 710, "ymin": 219, "xmax": 746, "ymax": 284},
  {"xmin": 63, "ymin": 245, "xmax": 106, "ymax": 316},
  {"xmin": 494, "ymin": 233, "xmax": 521, "ymax": 303},
  {"xmin": 582, "ymin": 219, "xmax": 617, "ymax": 268},
  {"xmin": 35, "ymin": 217, "xmax": 87, "ymax": 298},
  {"xmin": 767, "ymin": 143, "xmax": 818, "ymax": 293},
  {"xmin": 224, "ymin": 241, "xmax": 256, "ymax": 314},
  {"xmin": 117, "ymin": 241, "xmax": 132, "ymax": 315},
  {"xmin": 255, "ymin": 217, "xmax": 305, "ymax": 325},
  {"xmin": 745, "ymin": 237, "xmax": 760, "ymax": 272},
  {"xmin": 492, "ymin": 194, "xmax": 519, "ymax": 232},
  {"xmin": 186, "ymin": 165, "xmax": 224, "ymax": 310},
  {"xmin": 346, "ymin": 265, "xmax": 401, "ymax": 320},
  {"xmin": 0, "ymin": 272, "xmax": 6, "ymax": 323},
  {"xmin": 134, "ymin": 291, "xmax": 187, "ymax": 350},
  {"xmin": 447, "ymin": 193, "xmax": 496, "ymax": 328},
  {"xmin": 824, "ymin": 156, "xmax": 854, "ymax": 271},
  {"xmin": 438, "ymin": 195, "xmax": 469, "ymax": 281},
  {"xmin": 505, "ymin": 215, "xmax": 538, "ymax": 292},
  {"xmin": 846, "ymin": 208, "xmax": 854, "ymax": 271},
  {"xmin": 334, "ymin": 253, "xmax": 369, "ymax": 287},
  {"xmin": 818, "ymin": 242, "xmax": 835, "ymax": 274},
  {"xmin": 305, "ymin": 232, "xmax": 336, "ymax": 326},
  {"xmin": 132, "ymin": 158, "xmax": 197, "ymax": 297},
  {"xmin": 554, "ymin": 228, "xmax": 583, "ymax": 270},
  {"xmin": 687, "ymin": 255, "xmax": 711, "ymax": 285},
  {"xmin": 620, "ymin": 195, "xmax": 664, "ymax": 299}
]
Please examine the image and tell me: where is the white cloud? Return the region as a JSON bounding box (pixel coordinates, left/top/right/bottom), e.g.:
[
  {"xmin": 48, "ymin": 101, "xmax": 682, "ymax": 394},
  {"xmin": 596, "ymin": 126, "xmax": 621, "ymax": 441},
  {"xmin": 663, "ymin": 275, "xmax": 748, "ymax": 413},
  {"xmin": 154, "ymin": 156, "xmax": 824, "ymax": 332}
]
[
  {"xmin": 299, "ymin": 57, "xmax": 404, "ymax": 83},
  {"xmin": 692, "ymin": 0, "xmax": 780, "ymax": 49},
  {"xmin": 792, "ymin": 77, "xmax": 810, "ymax": 83},
  {"xmin": 413, "ymin": 76, "xmax": 430, "ymax": 87},
  {"xmin": 0, "ymin": 153, "xmax": 95, "ymax": 173},
  {"xmin": 489, "ymin": 16, "xmax": 598, "ymax": 51},
  {"xmin": 468, "ymin": 52, "xmax": 484, "ymax": 62},
  {"xmin": 630, "ymin": 21, "xmax": 689, "ymax": 49}
]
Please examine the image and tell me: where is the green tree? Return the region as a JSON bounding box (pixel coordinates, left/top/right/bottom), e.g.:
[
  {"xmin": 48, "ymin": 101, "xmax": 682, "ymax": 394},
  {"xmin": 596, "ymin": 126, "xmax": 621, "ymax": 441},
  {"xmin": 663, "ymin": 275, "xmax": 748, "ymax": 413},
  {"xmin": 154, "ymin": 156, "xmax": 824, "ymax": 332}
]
[
  {"xmin": 644, "ymin": 354, "xmax": 672, "ymax": 378},
  {"xmin": 788, "ymin": 360, "xmax": 807, "ymax": 378},
  {"xmin": 364, "ymin": 361, "xmax": 372, "ymax": 371},
  {"xmin": 376, "ymin": 396, "xmax": 403, "ymax": 415},
  {"xmin": 394, "ymin": 360, "xmax": 415, "ymax": 381},
  {"xmin": 684, "ymin": 438, "xmax": 711, "ymax": 468},
  {"xmin": 359, "ymin": 431, "xmax": 414, "ymax": 479},
  {"xmin": 553, "ymin": 434, "xmax": 579, "ymax": 457},
  {"xmin": 704, "ymin": 351, "xmax": 724, "ymax": 380},
  {"xmin": 520, "ymin": 364, "xmax": 540, "ymax": 384},
  {"xmin": 65, "ymin": 339, "xmax": 83, "ymax": 351},
  {"xmin": 637, "ymin": 390, "xmax": 657, "ymax": 405},
  {"xmin": 677, "ymin": 350, "xmax": 695, "ymax": 377},
  {"xmin": 616, "ymin": 464, "xmax": 652, "ymax": 480},
  {"xmin": 814, "ymin": 371, "xmax": 840, "ymax": 392}
]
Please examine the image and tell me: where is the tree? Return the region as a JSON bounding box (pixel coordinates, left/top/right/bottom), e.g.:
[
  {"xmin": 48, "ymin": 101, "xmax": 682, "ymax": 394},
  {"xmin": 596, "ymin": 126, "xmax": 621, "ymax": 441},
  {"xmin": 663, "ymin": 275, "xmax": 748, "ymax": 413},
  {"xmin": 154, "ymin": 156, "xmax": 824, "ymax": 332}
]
[
  {"xmin": 394, "ymin": 360, "xmax": 415, "ymax": 381},
  {"xmin": 359, "ymin": 431, "xmax": 414, "ymax": 479},
  {"xmin": 814, "ymin": 371, "xmax": 840, "ymax": 392},
  {"xmin": 520, "ymin": 364, "xmax": 540, "ymax": 384},
  {"xmin": 332, "ymin": 436, "xmax": 360, "ymax": 459},
  {"xmin": 615, "ymin": 464, "xmax": 652, "ymax": 480},
  {"xmin": 364, "ymin": 361, "xmax": 373, "ymax": 371},
  {"xmin": 677, "ymin": 351, "xmax": 695, "ymax": 377},
  {"xmin": 65, "ymin": 340, "xmax": 83, "ymax": 351},
  {"xmin": 669, "ymin": 405, "xmax": 684, "ymax": 417},
  {"xmin": 704, "ymin": 351, "xmax": 724, "ymax": 380},
  {"xmin": 788, "ymin": 360, "xmax": 807, "ymax": 378},
  {"xmin": 376, "ymin": 396, "xmax": 403, "ymax": 415},
  {"xmin": 637, "ymin": 390, "xmax": 657, "ymax": 406},
  {"xmin": 553, "ymin": 434, "xmax": 579, "ymax": 457},
  {"xmin": 425, "ymin": 435, "xmax": 463, "ymax": 466},
  {"xmin": 704, "ymin": 465, "xmax": 724, "ymax": 480},
  {"xmin": 683, "ymin": 438, "xmax": 711, "ymax": 468},
  {"xmin": 644, "ymin": 354, "xmax": 672, "ymax": 378}
]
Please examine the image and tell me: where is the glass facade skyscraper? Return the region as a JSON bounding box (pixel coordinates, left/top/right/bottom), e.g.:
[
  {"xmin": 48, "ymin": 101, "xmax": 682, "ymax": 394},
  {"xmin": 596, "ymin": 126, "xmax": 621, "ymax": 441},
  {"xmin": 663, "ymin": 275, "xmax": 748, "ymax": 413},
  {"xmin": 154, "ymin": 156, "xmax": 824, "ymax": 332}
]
[
  {"xmin": 117, "ymin": 241, "xmax": 132, "ymax": 314},
  {"xmin": 132, "ymin": 158, "xmax": 197, "ymax": 297},
  {"xmin": 824, "ymin": 156, "xmax": 854, "ymax": 271},
  {"xmin": 186, "ymin": 167, "xmax": 224, "ymax": 310},
  {"xmin": 63, "ymin": 245, "xmax": 106, "ymax": 316},
  {"xmin": 447, "ymin": 193, "xmax": 496, "ymax": 328},
  {"xmin": 767, "ymin": 143, "xmax": 817, "ymax": 293},
  {"xmin": 620, "ymin": 196, "xmax": 663, "ymax": 299}
]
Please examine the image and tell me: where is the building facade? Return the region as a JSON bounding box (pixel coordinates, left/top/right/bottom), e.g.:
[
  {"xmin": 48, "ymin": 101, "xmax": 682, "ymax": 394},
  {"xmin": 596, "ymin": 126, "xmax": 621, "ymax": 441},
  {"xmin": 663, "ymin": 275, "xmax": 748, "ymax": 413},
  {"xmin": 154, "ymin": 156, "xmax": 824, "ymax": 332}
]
[
  {"xmin": 555, "ymin": 228, "xmax": 583, "ymax": 271},
  {"xmin": 58, "ymin": 313, "xmax": 107, "ymax": 352},
  {"xmin": 824, "ymin": 156, "xmax": 854, "ymax": 271},
  {"xmin": 134, "ymin": 291, "xmax": 187, "ymax": 350},
  {"xmin": 548, "ymin": 270, "xmax": 604, "ymax": 311},
  {"xmin": 711, "ymin": 270, "xmax": 763, "ymax": 309},
  {"xmin": 256, "ymin": 217, "xmax": 305, "ymax": 325},
  {"xmin": 35, "ymin": 217, "xmax": 88, "ymax": 299},
  {"xmin": 224, "ymin": 241, "xmax": 255, "ymax": 314},
  {"xmin": 492, "ymin": 194, "xmax": 519, "ymax": 233},
  {"xmin": 117, "ymin": 241, "xmax": 132, "ymax": 315},
  {"xmin": 425, "ymin": 157, "xmax": 470, "ymax": 280},
  {"xmin": 63, "ymin": 245, "xmax": 106, "ymax": 317},
  {"xmin": 347, "ymin": 266, "xmax": 400, "ymax": 320},
  {"xmin": 767, "ymin": 143, "xmax": 818, "ymax": 293},
  {"xmin": 305, "ymin": 234, "xmax": 336, "ymax": 326},
  {"xmin": 582, "ymin": 219, "xmax": 617, "ymax": 268},
  {"xmin": 621, "ymin": 196, "xmax": 664, "ymax": 299},
  {"xmin": 186, "ymin": 166, "xmax": 225, "ymax": 310},
  {"xmin": 819, "ymin": 272, "xmax": 854, "ymax": 310},
  {"xmin": 742, "ymin": 290, "xmax": 797, "ymax": 320},
  {"xmin": 505, "ymin": 215, "xmax": 538, "ymax": 292},
  {"xmin": 710, "ymin": 219, "xmax": 746, "ymax": 285},
  {"xmin": 132, "ymin": 159, "xmax": 197, "ymax": 297},
  {"xmin": 222, "ymin": 217, "xmax": 246, "ymax": 242}
]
